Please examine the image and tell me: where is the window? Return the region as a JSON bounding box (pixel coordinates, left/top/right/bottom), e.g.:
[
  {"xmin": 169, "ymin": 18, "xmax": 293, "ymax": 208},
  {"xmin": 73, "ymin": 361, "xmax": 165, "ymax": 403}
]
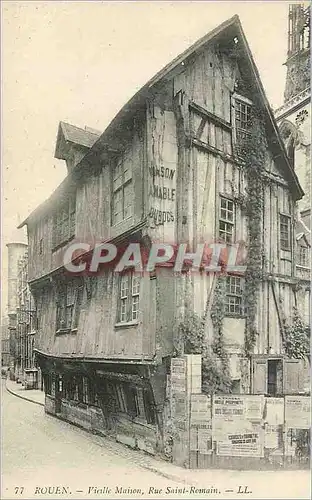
[
  {"xmin": 52, "ymin": 192, "xmax": 76, "ymax": 248},
  {"xmin": 44, "ymin": 373, "xmax": 55, "ymax": 397},
  {"xmin": 143, "ymin": 389, "xmax": 156, "ymax": 425},
  {"xmin": 56, "ymin": 279, "xmax": 83, "ymax": 332},
  {"xmin": 225, "ymin": 276, "xmax": 244, "ymax": 315},
  {"xmin": 297, "ymin": 243, "xmax": 310, "ymax": 267},
  {"xmin": 219, "ymin": 197, "xmax": 235, "ymax": 243},
  {"xmin": 115, "ymin": 383, "xmax": 127, "ymax": 412},
  {"xmin": 112, "ymin": 157, "xmax": 133, "ymax": 225},
  {"xmin": 124, "ymin": 386, "xmax": 139, "ymax": 417},
  {"xmin": 234, "ymin": 98, "xmax": 252, "ymax": 143},
  {"xmin": 231, "ymin": 380, "xmax": 241, "ymax": 394},
  {"xmin": 252, "ymin": 358, "xmax": 304, "ymax": 395},
  {"xmin": 117, "ymin": 273, "xmax": 141, "ymax": 324},
  {"xmin": 280, "ymin": 214, "xmax": 291, "ymax": 251},
  {"xmin": 267, "ymin": 360, "xmax": 283, "ymax": 396},
  {"xmin": 72, "ymin": 283, "xmax": 84, "ymax": 329}
]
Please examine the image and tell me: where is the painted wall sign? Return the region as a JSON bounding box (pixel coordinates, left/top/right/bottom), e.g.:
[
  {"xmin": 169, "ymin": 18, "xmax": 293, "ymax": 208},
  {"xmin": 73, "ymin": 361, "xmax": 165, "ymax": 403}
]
[
  {"xmin": 148, "ymin": 108, "xmax": 177, "ymax": 235},
  {"xmin": 149, "ymin": 166, "xmax": 176, "ymax": 180}
]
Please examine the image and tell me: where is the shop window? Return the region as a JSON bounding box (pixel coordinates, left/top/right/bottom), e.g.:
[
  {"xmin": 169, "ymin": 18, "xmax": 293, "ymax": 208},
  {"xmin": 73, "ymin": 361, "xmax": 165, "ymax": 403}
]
[
  {"xmin": 124, "ymin": 386, "xmax": 139, "ymax": 417},
  {"xmin": 115, "ymin": 383, "xmax": 127, "ymax": 413},
  {"xmin": 143, "ymin": 389, "xmax": 156, "ymax": 425},
  {"xmin": 44, "ymin": 373, "xmax": 53, "ymax": 396}
]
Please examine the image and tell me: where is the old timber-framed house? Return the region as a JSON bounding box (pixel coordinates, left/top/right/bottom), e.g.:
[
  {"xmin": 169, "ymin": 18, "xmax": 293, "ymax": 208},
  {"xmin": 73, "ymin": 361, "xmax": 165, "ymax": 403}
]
[{"xmin": 19, "ymin": 15, "xmax": 309, "ymax": 457}]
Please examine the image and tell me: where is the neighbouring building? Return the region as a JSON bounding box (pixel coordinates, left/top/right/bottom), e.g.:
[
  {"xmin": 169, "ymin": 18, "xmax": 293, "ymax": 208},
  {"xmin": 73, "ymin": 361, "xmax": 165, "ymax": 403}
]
[
  {"xmin": 6, "ymin": 238, "xmax": 28, "ymax": 380},
  {"xmin": 19, "ymin": 15, "xmax": 310, "ymax": 463},
  {"xmin": 15, "ymin": 250, "xmax": 42, "ymax": 389},
  {"xmin": 6, "ymin": 232, "xmax": 41, "ymax": 388},
  {"xmin": 275, "ymin": 4, "xmax": 310, "ymax": 216},
  {"xmin": 1, "ymin": 317, "xmax": 10, "ymax": 368},
  {"xmin": 275, "ymin": 4, "xmax": 311, "ymax": 348}
]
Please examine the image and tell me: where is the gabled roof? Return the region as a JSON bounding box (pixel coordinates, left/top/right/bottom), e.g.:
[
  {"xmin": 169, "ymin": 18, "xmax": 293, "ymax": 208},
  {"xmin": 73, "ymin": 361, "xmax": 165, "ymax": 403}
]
[
  {"xmin": 19, "ymin": 14, "xmax": 304, "ymax": 229},
  {"xmin": 55, "ymin": 121, "xmax": 101, "ymax": 160},
  {"xmin": 71, "ymin": 14, "xmax": 303, "ymax": 200},
  {"xmin": 296, "ymin": 217, "xmax": 311, "ymax": 246}
]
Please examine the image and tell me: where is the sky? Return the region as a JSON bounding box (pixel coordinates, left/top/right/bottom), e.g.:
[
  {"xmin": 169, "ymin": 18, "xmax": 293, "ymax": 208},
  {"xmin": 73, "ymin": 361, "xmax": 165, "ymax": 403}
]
[{"xmin": 1, "ymin": 1, "xmax": 296, "ymax": 313}]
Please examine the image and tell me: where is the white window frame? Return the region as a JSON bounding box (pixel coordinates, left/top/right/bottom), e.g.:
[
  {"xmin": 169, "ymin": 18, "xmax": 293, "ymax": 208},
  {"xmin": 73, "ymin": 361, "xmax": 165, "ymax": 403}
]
[{"xmin": 117, "ymin": 273, "xmax": 141, "ymax": 324}]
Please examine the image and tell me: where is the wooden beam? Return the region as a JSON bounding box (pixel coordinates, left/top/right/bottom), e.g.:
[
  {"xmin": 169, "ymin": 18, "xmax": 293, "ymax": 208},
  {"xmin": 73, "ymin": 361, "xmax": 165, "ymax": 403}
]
[
  {"xmin": 196, "ymin": 118, "xmax": 206, "ymax": 140},
  {"xmin": 270, "ymin": 280, "xmax": 286, "ymax": 342},
  {"xmin": 189, "ymin": 101, "xmax": 232, "ymax": 131},
  {"xmin": 191, "ymin": 137, "xmax": 240, "ymax": 165},
  {"xmin": 262, "ymin": 171, "xmax": 289, "ymax": 187}
]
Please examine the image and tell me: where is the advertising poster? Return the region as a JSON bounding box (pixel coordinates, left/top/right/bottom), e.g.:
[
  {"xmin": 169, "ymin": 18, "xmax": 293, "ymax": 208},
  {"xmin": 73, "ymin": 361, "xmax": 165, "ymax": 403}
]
[
  {"xmin": 285, "ymin": 396, "xmax": 311, "ymax": 429},
  {"xmin": 172, "ymin": 392, "xmax": 187, "ymax": 430},
  {"xmin": 170, "ymin": 358, "xmax": 186, "ymax": 394},
  {"xmin": 264, "ymin": 425, "xmax": 281, "ymax": 449},
  {"xmin": 264, "ymin": 397, "xmax": 284, "ymax": 425},
  {"xmin": 217, "ymin": 431, "xmax": 263, "ymax": 457},
  {"xmin": 190, "ymin": 394, "xmax": 212, "ymax": 454}
]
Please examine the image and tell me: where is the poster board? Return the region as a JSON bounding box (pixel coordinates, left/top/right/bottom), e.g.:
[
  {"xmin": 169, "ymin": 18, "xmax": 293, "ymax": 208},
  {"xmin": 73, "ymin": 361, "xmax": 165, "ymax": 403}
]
[
  {"xmin": 213, "ymin": 395, "xmax": 264, "ymax": 457},
  {"xmin": 285, "ymin": 396, "xmax": 310, "ymax": 429}
]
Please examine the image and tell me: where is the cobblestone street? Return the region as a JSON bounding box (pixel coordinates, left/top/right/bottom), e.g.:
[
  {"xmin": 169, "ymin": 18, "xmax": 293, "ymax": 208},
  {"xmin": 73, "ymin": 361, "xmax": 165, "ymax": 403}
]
[{"xmin": 2, "ymin": 382, "xmax": 310, "ymax": 500}]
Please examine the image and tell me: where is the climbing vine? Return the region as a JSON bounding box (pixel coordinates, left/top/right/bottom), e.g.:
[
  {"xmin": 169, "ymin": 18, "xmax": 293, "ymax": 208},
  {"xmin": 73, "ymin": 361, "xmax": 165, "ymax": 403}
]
[
  {"xmin": 237, "ymin": 108, "xmax": 267, "ymax": 356},
  {"xmin": 178, "ymin": 283, "xmax": 232, "ymax": 394},
  {"xmin": 283, "ymin": 307, "xmax": 310, "ymax": 359}
]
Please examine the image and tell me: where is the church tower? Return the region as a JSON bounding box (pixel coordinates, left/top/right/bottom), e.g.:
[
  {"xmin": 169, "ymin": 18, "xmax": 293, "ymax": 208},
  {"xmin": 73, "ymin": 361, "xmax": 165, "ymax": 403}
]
[
  {"xmin": 275, "ymin": 4, "xmax": 310, "ymax": 217},
  {"xmin": 284, "ymin": 4, "xmax": 310, "ymax": 102}
]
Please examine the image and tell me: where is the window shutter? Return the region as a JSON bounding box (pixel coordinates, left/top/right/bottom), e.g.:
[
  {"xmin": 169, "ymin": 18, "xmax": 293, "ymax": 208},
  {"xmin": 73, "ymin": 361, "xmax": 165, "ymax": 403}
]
[
  {"xmin": 252, "ymin": 358, "xmax": 267, "ymax": 394},
  {"xmin": 284, "ymin": 359, "xmax": 304, "ymax": 394}
]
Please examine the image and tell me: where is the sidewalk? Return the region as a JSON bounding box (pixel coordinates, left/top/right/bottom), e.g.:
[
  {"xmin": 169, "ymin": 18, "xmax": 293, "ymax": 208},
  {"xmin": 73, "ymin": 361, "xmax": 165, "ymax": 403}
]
[{"xmin": 4, "ymin": 378, "xmax": 45, "ymax": 406}]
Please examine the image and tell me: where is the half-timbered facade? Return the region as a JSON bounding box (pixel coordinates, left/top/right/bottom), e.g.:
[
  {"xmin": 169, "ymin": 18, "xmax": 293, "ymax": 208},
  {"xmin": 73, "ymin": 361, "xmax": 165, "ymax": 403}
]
[{"xmin": 20, "ymin": 15, "xmax": 310, "ymax": 456}]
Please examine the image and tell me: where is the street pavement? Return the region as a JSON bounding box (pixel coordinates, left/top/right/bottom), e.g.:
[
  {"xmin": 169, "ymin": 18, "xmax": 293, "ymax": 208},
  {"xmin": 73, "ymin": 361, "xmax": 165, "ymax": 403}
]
[{"xmin": 1, "ymin": 380, "xmax": 310, "ymax": 500}]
